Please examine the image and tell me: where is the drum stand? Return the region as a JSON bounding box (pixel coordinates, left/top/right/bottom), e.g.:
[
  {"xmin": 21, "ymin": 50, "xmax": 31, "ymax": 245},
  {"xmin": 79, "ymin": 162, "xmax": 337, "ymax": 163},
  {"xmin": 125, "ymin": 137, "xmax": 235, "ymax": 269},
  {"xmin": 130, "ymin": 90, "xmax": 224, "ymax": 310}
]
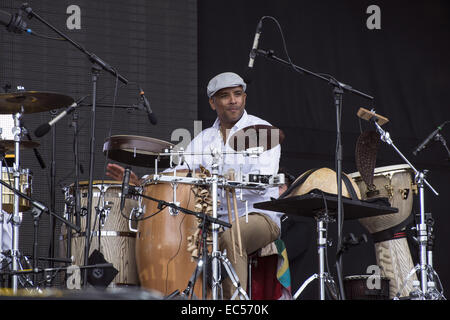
[
  {"xmin": 208, "ymin": 149, "xmax": 249, "ymax": 300},
  {"xmin": 293, "ymin": 210, "xmax": 338, "ymax": 300},
  {"xmin": 372, "ymin": 117, "xmax": 444, "ymax": 299},
  {"xmin": 180, "ymin": 216, "xmax": 248, "ymax": 300}
]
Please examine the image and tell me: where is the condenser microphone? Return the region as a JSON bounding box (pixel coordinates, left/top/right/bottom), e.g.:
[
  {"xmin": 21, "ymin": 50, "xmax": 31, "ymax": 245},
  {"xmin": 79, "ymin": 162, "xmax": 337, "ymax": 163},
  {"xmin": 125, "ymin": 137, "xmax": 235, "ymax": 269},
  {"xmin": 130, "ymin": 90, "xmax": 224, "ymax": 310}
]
[
  {"xmin": 139, "ymin": 87, "xmax": 157, "ymax": 125},
  {"xmin": 34, "ymin": 102, "xmax": 77, "ymax": 137},
  {"xmin": 120, "ymin": 167, "xmax": 131, "ymax": 211},
  {"xmin": 247, "ymin": 19, "xmax": 263, "ymax": 68},
  {"xmin": 413, "ymin": 122, "xmax": 447, "ymax": 155}
]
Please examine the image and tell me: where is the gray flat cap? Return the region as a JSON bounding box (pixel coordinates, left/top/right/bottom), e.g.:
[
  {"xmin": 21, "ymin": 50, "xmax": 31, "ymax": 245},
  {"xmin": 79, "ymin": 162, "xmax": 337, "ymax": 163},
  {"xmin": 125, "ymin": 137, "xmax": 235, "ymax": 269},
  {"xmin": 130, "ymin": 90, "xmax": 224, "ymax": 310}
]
[{"xmin": 207, "ymin": 72, "xmax": 247, "ymax": 98}]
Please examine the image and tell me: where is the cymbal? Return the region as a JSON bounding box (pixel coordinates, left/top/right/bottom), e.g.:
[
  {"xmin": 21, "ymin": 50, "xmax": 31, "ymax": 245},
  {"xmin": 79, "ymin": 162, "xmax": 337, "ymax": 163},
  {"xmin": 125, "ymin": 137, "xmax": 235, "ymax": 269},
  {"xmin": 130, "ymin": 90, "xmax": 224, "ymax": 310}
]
[
  {"xmin": 0, "ymin": 140, "xmax": 40, "ymax": 152},
  {"xmin": 0, "ymin": 91, "xmax": 74, "ymax": 114},
  {"xmin": 103, "ymin": 135, "xmax": 174, "ymax": 168},
  {"xmin": 228, "ymin": 124, "xmax": 285, "ymax": 152}
]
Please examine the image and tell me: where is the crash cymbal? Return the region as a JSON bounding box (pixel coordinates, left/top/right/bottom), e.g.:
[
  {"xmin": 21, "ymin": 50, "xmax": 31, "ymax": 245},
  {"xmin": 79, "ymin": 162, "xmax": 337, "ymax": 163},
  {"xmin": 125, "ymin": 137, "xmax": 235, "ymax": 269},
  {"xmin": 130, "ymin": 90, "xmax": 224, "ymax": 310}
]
[
  {"xmin": 0, "ymin": 140, "xmax": 40, "ymax": 152},
  {"xmin": 0, "ymin": 91, "xmax": 74, "ymax": 114},
  {"xmin": 228, "ymin": 124, "xmax": 285, "ymax": 152},
  {"xmin": 103, "ymin": 135, "xmax": 174, "ymax": 168}
]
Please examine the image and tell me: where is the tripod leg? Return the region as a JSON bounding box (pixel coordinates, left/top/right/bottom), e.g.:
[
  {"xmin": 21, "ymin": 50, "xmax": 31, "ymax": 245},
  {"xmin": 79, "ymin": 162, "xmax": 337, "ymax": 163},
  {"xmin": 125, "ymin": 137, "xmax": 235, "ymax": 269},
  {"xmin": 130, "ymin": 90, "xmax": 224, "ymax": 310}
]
[
  {"xmin": 181, "ymin": 258, "xmax": 203, "ymax": 299},
  {"xmin": 293, "ymin": 274, "xmax": 319, "ymax": 300},
  {"xmin": 219, "ymin": 253, "xmax": 249, "ymax": 300}
]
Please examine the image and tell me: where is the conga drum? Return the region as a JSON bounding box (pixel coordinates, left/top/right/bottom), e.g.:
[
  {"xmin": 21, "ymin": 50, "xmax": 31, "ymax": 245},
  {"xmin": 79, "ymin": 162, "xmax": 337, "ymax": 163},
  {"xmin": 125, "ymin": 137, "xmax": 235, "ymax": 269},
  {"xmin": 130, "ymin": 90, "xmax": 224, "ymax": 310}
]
[
  {"xmin": 60, "ymin": 180, "xmax": 140, "ymax": 287},
  {"xmin": 349, "ymin": 164, "xmax": 418, "ymax": 298},
  {"xmin": 136, "ymin": 170, "xmax": 206, "ymax": 298}
]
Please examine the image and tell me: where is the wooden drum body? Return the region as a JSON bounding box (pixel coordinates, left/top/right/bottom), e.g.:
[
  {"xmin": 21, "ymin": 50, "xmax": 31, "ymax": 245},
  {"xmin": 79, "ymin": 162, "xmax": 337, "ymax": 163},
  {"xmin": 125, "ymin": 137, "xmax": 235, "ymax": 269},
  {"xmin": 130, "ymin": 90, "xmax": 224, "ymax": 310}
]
[
  {"xmin": 136, "ymin": 171, "xmax": 204, "ymax": 297},
  {"xmin": 350, "ymin": 165, "xmax": 418, "ymax": 298},
  {"xmin": 1, "ymin": 167, "xmax": 32, "ymax": 213},
  {"xmin": 61, "ymin": 181, "xmax": 140, "ymax": 286}
]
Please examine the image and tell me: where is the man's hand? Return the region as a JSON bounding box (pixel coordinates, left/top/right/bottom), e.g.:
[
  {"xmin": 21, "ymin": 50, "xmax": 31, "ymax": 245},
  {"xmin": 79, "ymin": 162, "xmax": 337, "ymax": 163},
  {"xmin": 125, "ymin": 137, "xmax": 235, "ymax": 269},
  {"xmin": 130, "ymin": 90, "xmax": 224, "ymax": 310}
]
[{"xmin": 106, "ymin": 163, "xmax": 140, "ymax": 185}]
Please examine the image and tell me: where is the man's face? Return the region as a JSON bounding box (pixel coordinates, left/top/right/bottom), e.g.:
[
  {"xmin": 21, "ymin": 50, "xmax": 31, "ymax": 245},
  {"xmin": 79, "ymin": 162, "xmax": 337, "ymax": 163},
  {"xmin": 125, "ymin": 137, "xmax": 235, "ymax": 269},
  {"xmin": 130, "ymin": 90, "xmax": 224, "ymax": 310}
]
[{"xmin": 209, "ymin": 86, "xmax": 246, "ymax": 128}]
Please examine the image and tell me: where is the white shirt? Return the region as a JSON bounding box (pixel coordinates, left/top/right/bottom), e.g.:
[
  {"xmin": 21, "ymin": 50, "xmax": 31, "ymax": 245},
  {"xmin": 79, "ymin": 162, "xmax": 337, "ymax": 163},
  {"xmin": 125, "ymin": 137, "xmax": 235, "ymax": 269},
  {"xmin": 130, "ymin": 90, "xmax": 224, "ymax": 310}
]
[{"xmin": 175, "ymin": 110, "xmax": 282, "ymax": 227}]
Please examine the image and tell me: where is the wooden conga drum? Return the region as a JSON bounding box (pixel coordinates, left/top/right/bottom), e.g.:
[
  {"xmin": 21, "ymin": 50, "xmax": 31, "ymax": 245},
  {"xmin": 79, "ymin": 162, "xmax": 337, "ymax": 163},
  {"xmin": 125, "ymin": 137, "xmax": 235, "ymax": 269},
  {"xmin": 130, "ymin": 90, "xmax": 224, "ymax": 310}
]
[
  {"xmin": 349, "ymin": 164, "xmax": 418, "ymax": 298},
  {"xmin": 136, "ymin": 170, "xmax": 206, "ymax": 298}
]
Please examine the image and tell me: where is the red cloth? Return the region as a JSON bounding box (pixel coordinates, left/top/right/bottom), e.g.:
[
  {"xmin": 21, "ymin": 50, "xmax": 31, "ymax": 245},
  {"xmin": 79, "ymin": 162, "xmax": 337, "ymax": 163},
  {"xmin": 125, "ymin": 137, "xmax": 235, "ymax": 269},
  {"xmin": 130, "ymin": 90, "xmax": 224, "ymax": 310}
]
[{"xmin": 250, "ymin": 254, "xmax": 282, "ymax": 300}]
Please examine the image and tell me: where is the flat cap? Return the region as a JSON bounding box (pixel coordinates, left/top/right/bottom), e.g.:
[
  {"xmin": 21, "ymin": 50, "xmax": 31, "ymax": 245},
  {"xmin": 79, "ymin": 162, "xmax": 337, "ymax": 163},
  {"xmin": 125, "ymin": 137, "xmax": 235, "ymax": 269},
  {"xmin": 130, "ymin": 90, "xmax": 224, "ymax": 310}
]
[{"xmin": 207, "ymin": 72, "xmax": 247, "ymax": 98}]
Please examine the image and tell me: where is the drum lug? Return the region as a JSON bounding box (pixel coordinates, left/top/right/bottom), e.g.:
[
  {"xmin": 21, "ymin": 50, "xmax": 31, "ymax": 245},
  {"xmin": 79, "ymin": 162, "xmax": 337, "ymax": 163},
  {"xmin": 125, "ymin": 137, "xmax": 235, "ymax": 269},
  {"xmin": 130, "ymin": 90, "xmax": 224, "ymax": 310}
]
[
  {"xmin": 169, "ymin": 202, "xmax": 180, "ymax": 216},
  {"xmin": 411, "ymin": 182, "xmax": 418, "ymax": 195},
  {"xmin": 400, "ymin": 188, "xmax": 410, "ymax": 200},
  {"xmin": 384, "ymin": 184, "xmax": 394, "ymax": 199}
]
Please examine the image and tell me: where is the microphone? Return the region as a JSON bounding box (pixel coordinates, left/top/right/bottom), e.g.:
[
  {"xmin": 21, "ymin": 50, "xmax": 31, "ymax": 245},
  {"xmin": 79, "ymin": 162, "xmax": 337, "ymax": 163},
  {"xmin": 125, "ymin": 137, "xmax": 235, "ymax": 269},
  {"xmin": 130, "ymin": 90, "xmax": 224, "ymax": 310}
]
[
  {"xmin": 139, "ymin": 87, "xmax": 157, "ymax": 125},
  {"xmin": 248, "ymin": 19, "xmax": 263, "ymax": 68},
  {"xmin": 34, "ymin": 95, "xmax": 87, "ymax": 138},
  {"xmin": 120, "ymin": 166, "xmax": 131, "ymax": 211},
  {"xmin": 34, "ymin": 102, "xmax": 77, "ymax": 137},
  {"xmin": 0, "ymin": 8, "xmax": 29, "ymax": 33},
  {"xmin": 413, "ymin": 122, "xmax": 447, "ymax": 155}
]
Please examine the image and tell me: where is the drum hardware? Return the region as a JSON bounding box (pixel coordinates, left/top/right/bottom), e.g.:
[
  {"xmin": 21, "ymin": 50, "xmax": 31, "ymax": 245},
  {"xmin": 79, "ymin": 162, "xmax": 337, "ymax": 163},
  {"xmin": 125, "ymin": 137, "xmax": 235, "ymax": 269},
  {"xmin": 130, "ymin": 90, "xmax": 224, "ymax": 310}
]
[
  {"xmin": 293, "ymin": 209, "xmax": 338, "ymax": 300},
  {"xmin": 225, "ymin": 170, "xmax": 243, "ymax": 261},
  {"xmin": 0, "ymin": 162, "xmax": 80, "ymax": 293},
  {"xmin": 400, "ymin": 188, "xmax": 409, "ymax": 200},
  {"xmin": 365, "ymin": 108, "xmax": 443, "ymax": 299}
]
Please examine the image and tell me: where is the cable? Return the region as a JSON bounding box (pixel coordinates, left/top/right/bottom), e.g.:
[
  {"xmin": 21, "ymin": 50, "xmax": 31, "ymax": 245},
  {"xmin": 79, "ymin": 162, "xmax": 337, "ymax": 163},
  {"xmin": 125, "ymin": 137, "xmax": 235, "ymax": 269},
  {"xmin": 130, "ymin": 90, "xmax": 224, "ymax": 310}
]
[
  {"xmin": 259, "ymin": 16, "xmax": 299, "ymax": 76},
  {"xmin": 27, "ymin": 29, "xmax": 66, "ymax": 41}
]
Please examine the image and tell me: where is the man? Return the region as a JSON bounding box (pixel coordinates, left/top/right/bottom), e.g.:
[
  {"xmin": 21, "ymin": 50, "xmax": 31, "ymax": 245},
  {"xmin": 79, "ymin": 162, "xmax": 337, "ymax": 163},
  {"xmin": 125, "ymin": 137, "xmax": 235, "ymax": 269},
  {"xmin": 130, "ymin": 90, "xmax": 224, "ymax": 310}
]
[{"xmin": 107, "ymin": 72, "xmax": 282, "ymax": 299}]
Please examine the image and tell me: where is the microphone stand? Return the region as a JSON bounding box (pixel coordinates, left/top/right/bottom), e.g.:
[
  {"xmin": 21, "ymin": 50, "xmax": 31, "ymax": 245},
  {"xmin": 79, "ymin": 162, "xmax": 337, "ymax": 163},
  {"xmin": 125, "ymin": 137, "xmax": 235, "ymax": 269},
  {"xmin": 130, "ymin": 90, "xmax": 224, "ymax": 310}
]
[
  {"xmin": 49, "ymin": 109, "xmax": 57, "ymax": 268},
  {"xmin": 128, "ymin": 188, "xmax": 231, "ymax": 231},
  {"xmin": 0, "ymin": 177, "xmax": 80, "ymax": 286},
  {"xmin": 370, "ymin": 117, "xmax": 441, "ymax": 298},
  {"xmin": 21, "ymin": 3, "xmax": 129, "ymax": 288},
  {"xmin": 435, "ymin": 133, "xmax": 450, "ymax": 161},
  {"xmin": 255, "ymin": 48, "xmax": 374, "ymax": 300},
  {"xmin": 0, "ymin": 179, "xmax": 80, "ymax": 233}
]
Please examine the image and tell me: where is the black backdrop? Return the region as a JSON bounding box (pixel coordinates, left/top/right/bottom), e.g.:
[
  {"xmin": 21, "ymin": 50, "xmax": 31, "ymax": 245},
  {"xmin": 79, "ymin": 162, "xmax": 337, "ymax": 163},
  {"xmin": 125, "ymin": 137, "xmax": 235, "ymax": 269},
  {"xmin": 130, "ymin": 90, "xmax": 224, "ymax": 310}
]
[{"xmin": 198, "ymin": 0, "xmax": 450, "ymax": 299}]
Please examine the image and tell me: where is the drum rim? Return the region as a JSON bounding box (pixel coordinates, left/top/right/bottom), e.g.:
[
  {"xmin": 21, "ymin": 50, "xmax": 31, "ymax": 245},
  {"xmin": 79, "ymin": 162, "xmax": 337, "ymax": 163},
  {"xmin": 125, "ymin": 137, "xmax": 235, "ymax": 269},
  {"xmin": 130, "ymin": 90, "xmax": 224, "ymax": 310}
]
[{"xmin": 349, "ymin": 164, "xmax": 413, "ymax": 178}]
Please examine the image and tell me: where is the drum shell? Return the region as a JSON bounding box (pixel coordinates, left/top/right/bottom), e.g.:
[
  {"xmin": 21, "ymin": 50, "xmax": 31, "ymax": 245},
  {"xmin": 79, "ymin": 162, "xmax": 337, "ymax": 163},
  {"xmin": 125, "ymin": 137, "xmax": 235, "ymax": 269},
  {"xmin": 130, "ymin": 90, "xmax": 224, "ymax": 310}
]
[
  {"xmin": 1, "ymin": 168, "xmax": 32, "ymax": 213},
  {"xmin": 136, "ymin": 171, "xmax": 204, "ymax": 297},
  {"xmin": 60, "ymin": 182, "xmax": 139, "ymax": 286},
  {"xmin": 344, "ymin": 275, "xmax": 390, "ymax": 300},
  {"xmin": 352, "ymin": 166, "xmax": 414, "ymax": 234},
  {"xmin": 350, "ymin": 165, "xmax": 418, "ymax": 298}
]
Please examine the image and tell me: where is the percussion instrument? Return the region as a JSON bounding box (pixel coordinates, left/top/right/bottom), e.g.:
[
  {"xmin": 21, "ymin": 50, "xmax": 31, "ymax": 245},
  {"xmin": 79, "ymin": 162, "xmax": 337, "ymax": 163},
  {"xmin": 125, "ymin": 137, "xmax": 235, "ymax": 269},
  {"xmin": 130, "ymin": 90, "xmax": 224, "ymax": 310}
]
[
  {"xmin": 60, "ymin": 180, "xmax": 140, "ymax": 286},
  {"xmin": 1, "ymin": 167, "xmax": 32, "ymax": 213},
  {"xmin": 228, "ymin": 124, "xmax": 285, "ymax": 152},
  {"xmin": 344, "ymin": 275, "xmax": 390, "ymax": 300},
  {"xmin": 103, "ymin": 135, "xmax": 174, "ymax": 168},
  {"xmin": 135, "ymin": 170, "xmax": 206, "ymax": 297},
  {"xmin": 349, "ymin": 164, "xmax": 418, "ymax": 298},
  {"xmin": 0, "ymin": 91, "xmax": 74, "ymax": 114}
]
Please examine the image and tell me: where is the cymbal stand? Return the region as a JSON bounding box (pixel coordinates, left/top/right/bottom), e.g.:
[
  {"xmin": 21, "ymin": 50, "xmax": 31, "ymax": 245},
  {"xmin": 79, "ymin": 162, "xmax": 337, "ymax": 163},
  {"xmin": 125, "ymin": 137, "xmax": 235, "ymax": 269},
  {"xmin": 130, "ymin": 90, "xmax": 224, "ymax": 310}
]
[
  {"xmin": 49, "ymin": 109, "xmax": 57, "ymax": 268},
  {"xmin": 10, "ymin": 111, "xmax": 24, "ymax": 293},
  {"xmin": 371, "ymin": 116, "xmax": 442, "ymax": 299},
  {"xmin": 21, "ymin": 3, "xmax": 129, "ymax": 288},
  {"xmin": 293, "ymin": 210, "xmax": 337, "ymax": 300}
]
